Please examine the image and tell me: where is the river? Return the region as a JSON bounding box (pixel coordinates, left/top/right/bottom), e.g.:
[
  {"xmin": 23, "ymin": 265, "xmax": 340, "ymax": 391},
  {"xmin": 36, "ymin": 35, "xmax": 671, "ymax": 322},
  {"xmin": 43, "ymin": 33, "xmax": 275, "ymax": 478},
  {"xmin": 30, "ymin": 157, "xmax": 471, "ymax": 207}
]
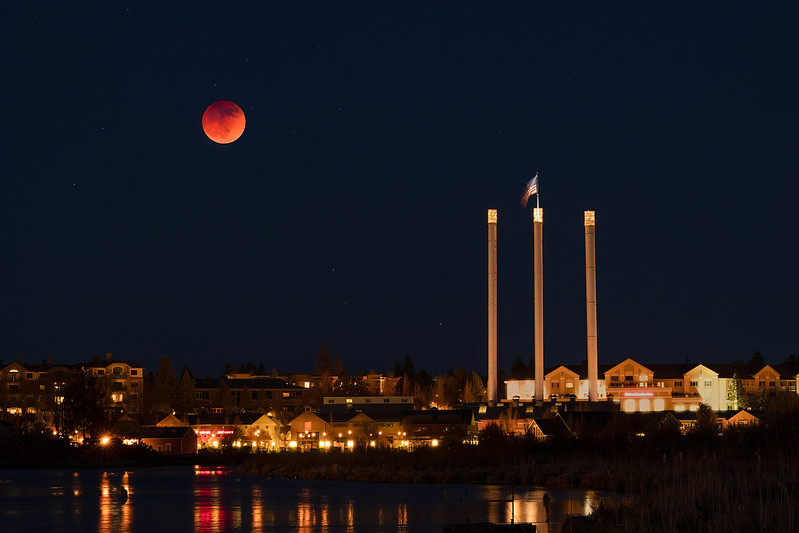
[{"xmin": 0, "ymin": 466, "xmax": 612, "ymax": 532}]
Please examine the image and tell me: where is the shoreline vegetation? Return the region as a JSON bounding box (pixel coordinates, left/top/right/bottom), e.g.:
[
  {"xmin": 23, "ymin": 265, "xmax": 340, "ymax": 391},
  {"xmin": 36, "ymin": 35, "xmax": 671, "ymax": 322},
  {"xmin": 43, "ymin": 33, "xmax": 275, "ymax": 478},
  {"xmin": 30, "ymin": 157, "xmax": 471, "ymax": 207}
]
[
  {"xmin": 235, "ymin": 421, "xmax": 799, "ymax": 532},
  {"xmin": 3, "ymin": 419, "xmax": 798, "ymax": 531}
]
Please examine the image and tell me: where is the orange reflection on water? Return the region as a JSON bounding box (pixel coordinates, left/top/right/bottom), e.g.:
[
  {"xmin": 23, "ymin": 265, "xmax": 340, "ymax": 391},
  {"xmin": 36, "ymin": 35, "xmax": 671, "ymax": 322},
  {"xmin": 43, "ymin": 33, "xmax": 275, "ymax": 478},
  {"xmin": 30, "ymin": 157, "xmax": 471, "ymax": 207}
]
[
  {"xmin": 194, "ymin": 483, "xmax": 227, "ymax": 532},
  {"xmin": 99, "ymin": 471, "xmax": 131, "ymax": 533},
  {"xmin": 397, "ymin": 502, "xmax": 408, "ymax": 531}
]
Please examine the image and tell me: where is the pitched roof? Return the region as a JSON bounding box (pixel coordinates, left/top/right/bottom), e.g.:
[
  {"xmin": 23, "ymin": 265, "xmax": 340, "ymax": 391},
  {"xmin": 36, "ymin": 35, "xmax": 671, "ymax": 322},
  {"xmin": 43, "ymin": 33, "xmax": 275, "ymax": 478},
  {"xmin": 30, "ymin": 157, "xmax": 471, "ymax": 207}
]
[{"xmin": 142, "ymin": 426, "xmax": 194, "ymax": 439}]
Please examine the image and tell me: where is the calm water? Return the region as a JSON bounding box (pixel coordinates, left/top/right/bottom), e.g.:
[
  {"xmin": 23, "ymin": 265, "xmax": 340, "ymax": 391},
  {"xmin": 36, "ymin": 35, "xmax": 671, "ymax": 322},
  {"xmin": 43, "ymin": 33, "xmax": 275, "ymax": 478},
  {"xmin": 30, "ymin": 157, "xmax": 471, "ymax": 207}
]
[{"xmin": 0, "ymin": 466, "xmax": 611, "ymax": 532}]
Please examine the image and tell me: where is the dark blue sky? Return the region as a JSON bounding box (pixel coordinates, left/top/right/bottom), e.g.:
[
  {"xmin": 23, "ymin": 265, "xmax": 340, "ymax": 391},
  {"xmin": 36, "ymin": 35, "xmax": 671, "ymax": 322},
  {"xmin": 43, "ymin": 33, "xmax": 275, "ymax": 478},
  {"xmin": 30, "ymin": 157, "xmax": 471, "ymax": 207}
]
[{"xmin": 1, "ymin": 3, "xmax": 797, "ymax": 378}]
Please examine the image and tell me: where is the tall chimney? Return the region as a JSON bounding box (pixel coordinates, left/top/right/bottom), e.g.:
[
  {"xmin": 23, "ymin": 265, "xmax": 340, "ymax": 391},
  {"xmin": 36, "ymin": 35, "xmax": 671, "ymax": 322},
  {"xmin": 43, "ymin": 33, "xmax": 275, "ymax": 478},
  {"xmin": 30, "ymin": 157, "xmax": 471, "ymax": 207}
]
[
  {"xmin": 487, "ymin": 209, "xmax": 498, "ymax": 404},
  {"xmin": 584, "ymin": 211, "xmax": 599, "ymax": 402},
  {"xmin": 533, "ymin": 207, "xmax": 544, "ymax": 401}
]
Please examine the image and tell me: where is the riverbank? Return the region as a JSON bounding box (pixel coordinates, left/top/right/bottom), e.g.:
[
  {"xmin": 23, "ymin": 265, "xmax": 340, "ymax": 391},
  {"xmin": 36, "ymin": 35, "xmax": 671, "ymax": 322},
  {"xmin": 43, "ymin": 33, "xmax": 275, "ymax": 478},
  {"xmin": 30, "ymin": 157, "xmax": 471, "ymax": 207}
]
[{"xmin": 236, "ymin": 425, "xmax": 799, "ymax": 532}]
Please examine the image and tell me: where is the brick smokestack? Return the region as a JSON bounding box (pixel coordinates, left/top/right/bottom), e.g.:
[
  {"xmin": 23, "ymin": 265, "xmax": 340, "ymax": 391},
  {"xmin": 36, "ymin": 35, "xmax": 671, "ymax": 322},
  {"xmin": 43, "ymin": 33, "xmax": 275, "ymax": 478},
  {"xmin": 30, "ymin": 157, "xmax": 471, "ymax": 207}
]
[
  {"xmin": 533, "ymin": 208, "xmax": 544, "ymax": 401},
  {"xmin": 584, "ymin": 211, "xmax": 599, "ymax": 402},
  {"xmin": 487, "ymin": 209, "xmax": 498, "ymax": 404}
]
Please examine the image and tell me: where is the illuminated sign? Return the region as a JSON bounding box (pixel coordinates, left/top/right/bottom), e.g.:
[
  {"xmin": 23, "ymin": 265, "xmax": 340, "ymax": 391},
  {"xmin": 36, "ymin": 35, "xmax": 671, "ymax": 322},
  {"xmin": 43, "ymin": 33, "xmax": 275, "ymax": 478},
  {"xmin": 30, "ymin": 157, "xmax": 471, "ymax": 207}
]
[{"xmin": 623, "ymin": 392, "xmax": 653, "ymax": 397}]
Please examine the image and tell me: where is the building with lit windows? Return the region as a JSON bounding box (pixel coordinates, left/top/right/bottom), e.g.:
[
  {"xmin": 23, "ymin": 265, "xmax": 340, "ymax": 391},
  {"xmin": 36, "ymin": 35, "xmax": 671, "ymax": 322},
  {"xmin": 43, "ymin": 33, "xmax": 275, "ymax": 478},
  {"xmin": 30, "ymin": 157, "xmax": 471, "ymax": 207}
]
[
  {"xmin": 0, "ymin": 354, "xmax": 143, "ymax": 422},
  {"xmin": 505, "ymin": 358, "xmax": 799, "ymax": 413}
]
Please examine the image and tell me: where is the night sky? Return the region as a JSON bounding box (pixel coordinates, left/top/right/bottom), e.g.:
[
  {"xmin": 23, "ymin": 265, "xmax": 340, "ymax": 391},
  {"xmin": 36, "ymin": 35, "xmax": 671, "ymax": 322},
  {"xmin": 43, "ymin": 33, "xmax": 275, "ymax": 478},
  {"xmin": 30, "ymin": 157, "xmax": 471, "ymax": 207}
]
[{"xmin": 2, "ymin": 3, "xmax": 797, "ymax": 379}]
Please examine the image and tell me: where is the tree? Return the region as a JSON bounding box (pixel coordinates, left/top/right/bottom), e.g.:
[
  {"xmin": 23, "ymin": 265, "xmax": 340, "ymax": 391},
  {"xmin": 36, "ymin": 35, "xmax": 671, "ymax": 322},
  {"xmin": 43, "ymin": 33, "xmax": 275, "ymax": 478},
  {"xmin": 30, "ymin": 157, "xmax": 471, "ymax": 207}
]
[
  {"xmin": 747, "ymin": 351, "xmax": 766, "ymax": 374},
  {"xmin": 509, "ymin": 357, "xmax": 529, "ymax": 379},
  {"xmin": 414, "ymin": 370, "xmax": 434, "ymax": 408},
  {"xmin": 692, "ymin": 403, "xmax": 718, "ymax": 437},
  {"xmin": 63, "ymin": 371, "xmax": 110, "ymax": 442},
  {"xmin": 149, "ymin": 355, "xmax": 178, "ymax": 413},
  {"xmin": 315, "ymin": 345, "xmax": 334, "ymax": 395},
  {"xmin": 727, "ymin": 373, "xmax": 747, "ymax": 410},
  {"xmin": 464, "ymin": 371, "xmax": 485, "ymax": 404},
  {"xmin": 433, "ymin": 374, "xmax": 459, "ymax": 408},
  {"xmin": 174, "ymin": 368, "xmax": 197, "ymax": 415}
]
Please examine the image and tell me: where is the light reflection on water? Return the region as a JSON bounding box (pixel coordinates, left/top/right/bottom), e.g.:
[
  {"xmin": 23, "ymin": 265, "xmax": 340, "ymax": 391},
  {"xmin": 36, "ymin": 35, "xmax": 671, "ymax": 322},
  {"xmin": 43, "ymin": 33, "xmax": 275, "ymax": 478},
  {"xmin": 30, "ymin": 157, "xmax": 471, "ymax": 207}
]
[{"xmin": 0, "ymin": 466, "xmax": 616, "ymax": 532}]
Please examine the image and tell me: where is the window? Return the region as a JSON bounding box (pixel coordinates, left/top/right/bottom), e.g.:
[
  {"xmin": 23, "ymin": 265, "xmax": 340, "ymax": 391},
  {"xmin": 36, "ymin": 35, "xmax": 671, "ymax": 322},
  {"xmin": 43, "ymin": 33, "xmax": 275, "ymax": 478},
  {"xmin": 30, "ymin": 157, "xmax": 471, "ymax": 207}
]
[
  {"xmin": 611, "ymin": 376, "xmax": 619, "ymax": 382},
  {"xmin": 566, "ymin": 382, "xmax": 574, "ymax": 389},
  {"xmin": 328, "ymin": 399, "xmax": 335, "ymax": 404},
  {"xmin": 674, "ymin": 381, "xmax": 683, "ymax": 387},
  {"xmin": 657, "ymin": 382, "xmax": 665, "ymax": 387},
  {"xmin": 130, "ymin": 369, "xmax": 138, "ymax": 376},
  {"xmin": 759, "ymin": 381, "xmax": 765, "ymax": 388},
  {"xmin": 304, "ymin": 382, "xmax": 310, "ymax": 389},
  {"xmin": 113, "ymin": 381, "xmax": 123, "ymax": 390},
  {"xmin": 625, "ymin": 376, "xmax": 633, "ymax": 382},
  {"xmin": 639, "ymin": 374, "xmax": 648, "ymax": 382},
  {"xmin": 26, "ymin": 372, "xmax": 34, "ymax": 379},
  {"xmin": 113, "ymin": 367, "xmax": 122, "ymax": 377},
  {"xmin": 96, "ymin": 369, "xmax": 104, "ymax": 376},
  {"xmin": 165, "ymin": 443, "xmax": 172, "ymax": 453},
  {"xmin": 8, "ymin": 370, "xmax": 19, "ymax": 382},
  {"xmin": 704, "ymin": 380, "xmax": 712, "ymax": 387},
  {"xmin": 769, "ymin": 381, "xmax": 775, "ymax": 387},
  {"xmin": 197, "ymin": 391, "xmax": 210, "ymax": 400},
  {"xmin": 552, "ymin": 382, "xmax": 559, "ymax": 388}
]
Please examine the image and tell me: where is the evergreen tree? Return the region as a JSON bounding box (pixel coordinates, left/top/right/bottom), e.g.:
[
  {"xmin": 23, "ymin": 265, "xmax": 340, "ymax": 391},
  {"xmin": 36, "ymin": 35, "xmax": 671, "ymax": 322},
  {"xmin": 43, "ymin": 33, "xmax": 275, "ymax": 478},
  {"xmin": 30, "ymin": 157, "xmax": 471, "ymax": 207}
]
[
  {"xmin": 464, "ymin": 371, "xmax": 485, "ymax": 404},
  {"xmin": 728, "ymin": 372, "xmax": 748, "ymax": 409},
  {"xmin": 150, "ymin": 355, "xmax": 178, "ymax": 413},
  {"xmin": 315, "ymin": 345, "xmax": 333, "ymax": 394},
  {"xmin": 174, "ymin": 367, "xmax": 197, "ymax": 415}
]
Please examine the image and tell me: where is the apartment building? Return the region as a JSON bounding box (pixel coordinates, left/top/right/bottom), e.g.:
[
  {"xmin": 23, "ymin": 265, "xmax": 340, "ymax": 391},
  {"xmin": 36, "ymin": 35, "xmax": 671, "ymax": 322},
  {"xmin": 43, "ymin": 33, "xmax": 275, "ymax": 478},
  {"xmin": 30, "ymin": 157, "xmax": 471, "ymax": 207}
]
[{"xmin": 506, "ymin": 357, "xmax": 799, "ymax": 413}]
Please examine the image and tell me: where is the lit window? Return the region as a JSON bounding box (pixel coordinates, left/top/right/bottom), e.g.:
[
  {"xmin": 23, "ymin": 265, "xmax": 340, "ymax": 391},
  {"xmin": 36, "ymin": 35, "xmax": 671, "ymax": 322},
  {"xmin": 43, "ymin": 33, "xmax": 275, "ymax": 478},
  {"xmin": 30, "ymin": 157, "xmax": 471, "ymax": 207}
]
[
  {"xmin": 566, "ymin": 382, "xmax": 574, "ymax": 389},
  {"xmin": 639, "ymin": 374, "xmax": 648, "ymax": 382},
  {"xmin": 304, "ymin": 382, "xmax": 310, "ymax": 389}
]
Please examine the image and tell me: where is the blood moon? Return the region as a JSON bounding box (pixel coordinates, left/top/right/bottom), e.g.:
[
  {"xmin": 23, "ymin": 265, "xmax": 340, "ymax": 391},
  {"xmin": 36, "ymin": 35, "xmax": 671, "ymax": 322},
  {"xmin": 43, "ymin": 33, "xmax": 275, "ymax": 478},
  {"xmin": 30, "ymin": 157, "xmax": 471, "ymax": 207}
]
[{"xmin": 202, "ymin": 100, "xmax": 246, "ymax": 144}]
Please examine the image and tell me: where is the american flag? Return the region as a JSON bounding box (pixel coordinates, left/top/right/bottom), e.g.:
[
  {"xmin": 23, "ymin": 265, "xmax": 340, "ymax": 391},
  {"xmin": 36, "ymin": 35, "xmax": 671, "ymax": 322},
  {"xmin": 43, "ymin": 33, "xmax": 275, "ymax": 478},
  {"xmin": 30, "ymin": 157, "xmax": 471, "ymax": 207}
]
[{"xmin": 520, "ymin": 173, "xmax": 539, "ymax": 207}]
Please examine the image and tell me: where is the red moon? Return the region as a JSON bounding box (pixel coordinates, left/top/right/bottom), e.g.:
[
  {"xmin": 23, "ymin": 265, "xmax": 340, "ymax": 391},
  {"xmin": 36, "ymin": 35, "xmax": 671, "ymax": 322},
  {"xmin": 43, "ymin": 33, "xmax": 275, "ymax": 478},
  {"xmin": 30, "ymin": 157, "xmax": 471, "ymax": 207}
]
[{"xmin": 202, "ymin": 100, "xmax": 246, "ymax": 144}]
